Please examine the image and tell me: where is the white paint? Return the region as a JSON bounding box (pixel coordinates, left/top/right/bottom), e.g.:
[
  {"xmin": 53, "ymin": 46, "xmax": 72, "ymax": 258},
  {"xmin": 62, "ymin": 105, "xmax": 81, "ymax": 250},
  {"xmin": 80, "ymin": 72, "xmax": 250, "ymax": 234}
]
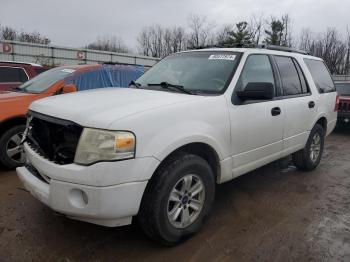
[{"xmin": 18, "ymin": 48, "xmax": 337, "ymax": 227}]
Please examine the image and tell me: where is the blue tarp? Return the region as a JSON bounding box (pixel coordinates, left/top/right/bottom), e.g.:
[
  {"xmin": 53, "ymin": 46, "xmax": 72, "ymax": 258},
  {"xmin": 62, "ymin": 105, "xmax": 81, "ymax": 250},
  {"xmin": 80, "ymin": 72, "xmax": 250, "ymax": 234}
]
[{"xmin": 64, "ymin": 64, "xmax": 145, "ymax": 91}]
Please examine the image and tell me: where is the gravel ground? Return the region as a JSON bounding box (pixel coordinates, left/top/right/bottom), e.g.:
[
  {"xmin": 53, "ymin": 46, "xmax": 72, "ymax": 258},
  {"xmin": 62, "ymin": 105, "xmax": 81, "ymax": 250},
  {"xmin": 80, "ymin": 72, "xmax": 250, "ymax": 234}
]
[{"xmin": 1, "ymin": 126, "xmax": 350, "ymax": 262}]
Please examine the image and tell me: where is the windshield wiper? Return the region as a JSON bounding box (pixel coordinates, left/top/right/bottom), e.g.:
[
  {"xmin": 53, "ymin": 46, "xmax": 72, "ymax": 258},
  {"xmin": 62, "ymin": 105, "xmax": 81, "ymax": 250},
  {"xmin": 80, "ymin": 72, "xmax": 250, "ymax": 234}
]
[
  {"xmin": 147, "ymin": 82, "xmax": 193, "ymax": 95},
  {"xmin": 129, "ymin": 80, "xmax": 142, "ymax": 88}
]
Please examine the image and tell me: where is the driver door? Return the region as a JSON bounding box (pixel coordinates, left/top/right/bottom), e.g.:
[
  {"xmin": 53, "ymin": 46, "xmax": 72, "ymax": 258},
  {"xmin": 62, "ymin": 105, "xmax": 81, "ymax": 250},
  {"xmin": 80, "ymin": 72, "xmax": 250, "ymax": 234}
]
[{"xmin": 228, "ymin": 54, "xmax": 285, "ymax": 178}]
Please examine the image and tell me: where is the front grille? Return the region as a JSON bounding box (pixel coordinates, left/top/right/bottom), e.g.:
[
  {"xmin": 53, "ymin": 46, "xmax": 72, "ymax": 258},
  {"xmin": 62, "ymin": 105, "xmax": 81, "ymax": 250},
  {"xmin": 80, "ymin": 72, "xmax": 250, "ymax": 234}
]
[
  {"xmin": 26, "ymin": 111, "xmax": 83, "ymax": 165},
  {"xmin": 339, "ymin": 100, "xmax": 350, "ymax": 112}
]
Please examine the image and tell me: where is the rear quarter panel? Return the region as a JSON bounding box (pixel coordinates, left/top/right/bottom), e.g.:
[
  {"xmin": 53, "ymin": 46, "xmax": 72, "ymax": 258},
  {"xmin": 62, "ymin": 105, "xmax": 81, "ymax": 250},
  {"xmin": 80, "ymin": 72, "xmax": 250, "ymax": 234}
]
[{"xmin": 297, "ymin": 55, "xmax": 337, "ymax": 135}]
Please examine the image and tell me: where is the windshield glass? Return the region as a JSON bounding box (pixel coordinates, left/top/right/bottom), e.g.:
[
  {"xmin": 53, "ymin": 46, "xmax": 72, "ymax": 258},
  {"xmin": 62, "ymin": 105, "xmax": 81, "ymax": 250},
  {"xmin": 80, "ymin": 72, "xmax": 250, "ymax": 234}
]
[
  {"xmin": 18, "ymin": 67, "xmax": 75, "ymax": 93},
  {"xmin": 136, "ymin": 51, "xmax": 241, "ymax": 94},
  {"xmin": 335, "ymin": 82, "xmax": 350, "ymax": 96}
]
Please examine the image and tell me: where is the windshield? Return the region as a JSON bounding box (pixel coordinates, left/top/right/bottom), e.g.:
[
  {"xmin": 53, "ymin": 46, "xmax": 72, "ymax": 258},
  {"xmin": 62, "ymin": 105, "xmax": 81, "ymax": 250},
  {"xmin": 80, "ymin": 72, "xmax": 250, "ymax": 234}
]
[
  {"xmin": 136, "ymin": 51, "xmax": 241, "ymax": 94},
  {"xmin": 335, "ymin": 82, "xmax": 350, "ymax": 96},
  {"xmin": 18, "ymin": 67, "xmax": 75, "ymax": 93}
]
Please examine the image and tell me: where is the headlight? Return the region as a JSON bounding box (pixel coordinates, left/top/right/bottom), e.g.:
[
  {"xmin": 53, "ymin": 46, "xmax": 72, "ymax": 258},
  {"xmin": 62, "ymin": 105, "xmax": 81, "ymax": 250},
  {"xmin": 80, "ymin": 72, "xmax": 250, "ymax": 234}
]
[{"xmin": 74, "ymin": 128, "xmax": 136, "ymax": 165}]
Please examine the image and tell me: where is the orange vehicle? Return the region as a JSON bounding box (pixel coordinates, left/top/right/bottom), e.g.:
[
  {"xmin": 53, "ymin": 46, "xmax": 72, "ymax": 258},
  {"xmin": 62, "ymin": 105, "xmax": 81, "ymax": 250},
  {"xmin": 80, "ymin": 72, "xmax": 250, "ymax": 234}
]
[{"xmin": 0, "ymin": 64, "xmax": 145, "ymax": 168}]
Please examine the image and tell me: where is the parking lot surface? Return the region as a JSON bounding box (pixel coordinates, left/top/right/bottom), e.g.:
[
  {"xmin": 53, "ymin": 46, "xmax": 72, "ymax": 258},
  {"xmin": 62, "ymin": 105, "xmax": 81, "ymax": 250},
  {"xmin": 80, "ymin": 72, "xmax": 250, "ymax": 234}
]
[{"xmin": 1, "ymin": 127, "xmax": 350, "ymax": 262}]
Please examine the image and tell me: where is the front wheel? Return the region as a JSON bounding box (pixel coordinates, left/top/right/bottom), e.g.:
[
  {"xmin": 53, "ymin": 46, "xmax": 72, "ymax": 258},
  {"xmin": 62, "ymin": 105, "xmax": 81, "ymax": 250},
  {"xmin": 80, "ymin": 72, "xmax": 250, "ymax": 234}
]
[
  {"xmin": 138, "ymin": 153, "xmax": 215, "ymax": 245},
  {"xmin": 292, "ymin": 123, "xmax": 325, "ymax": 171},
  {"xmin": 0, "ymin": 125, "xmax": 26, "ymax": 169}
]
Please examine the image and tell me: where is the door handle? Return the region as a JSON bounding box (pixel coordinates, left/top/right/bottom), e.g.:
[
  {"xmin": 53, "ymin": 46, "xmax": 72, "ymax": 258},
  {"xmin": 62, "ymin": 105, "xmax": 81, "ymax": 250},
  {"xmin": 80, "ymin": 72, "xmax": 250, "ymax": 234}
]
[
  {"xmin": 308, "ymin": 101, "xmax": 315, "ymax": 108},
  {"xmin": 271, "ymin": 107, "xmax": 281, "ymax": 116}
]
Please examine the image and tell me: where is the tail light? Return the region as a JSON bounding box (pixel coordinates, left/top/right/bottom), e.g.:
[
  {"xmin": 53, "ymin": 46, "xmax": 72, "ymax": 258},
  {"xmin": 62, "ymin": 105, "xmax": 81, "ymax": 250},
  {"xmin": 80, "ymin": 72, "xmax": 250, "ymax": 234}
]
[{"xmin": 335, "ymin": 95, "xmax": 340, "ymax": 112}]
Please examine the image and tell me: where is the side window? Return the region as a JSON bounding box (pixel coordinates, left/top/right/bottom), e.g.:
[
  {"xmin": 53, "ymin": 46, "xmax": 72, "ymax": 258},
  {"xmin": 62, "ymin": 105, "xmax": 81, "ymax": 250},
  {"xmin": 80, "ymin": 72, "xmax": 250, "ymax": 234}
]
[
  {"xmin": 275, "ymin": 56, "xmax": 303, "ymax": 96},
  {"xmin": 236, "ymin": 54, "xmax": 275, "ymax": 91},
  {"xmin": 304, "ymin": 59, "xmax": 336, "ymax": 93},
  {"xmin": 293, "ymin": 59, "xmax": 309, "ymax": 94},
  {"xmin": 0, "ymin": 67, "xmax": 28, "ymax": 83}
]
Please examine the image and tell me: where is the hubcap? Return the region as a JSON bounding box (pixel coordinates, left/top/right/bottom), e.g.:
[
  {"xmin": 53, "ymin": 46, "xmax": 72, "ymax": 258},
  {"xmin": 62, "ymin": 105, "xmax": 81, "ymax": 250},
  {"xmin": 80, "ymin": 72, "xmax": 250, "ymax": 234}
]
[
  {"xmin": 310, "ymin": 133, "xmax": 321, "ymax": 163},
  {"xmin": 167, "ymin": 174, "xmax": 205, "ymax": 229},
  {"xmin": 6, "ymin": 132, "xmax": 25, "ymax": 164}
]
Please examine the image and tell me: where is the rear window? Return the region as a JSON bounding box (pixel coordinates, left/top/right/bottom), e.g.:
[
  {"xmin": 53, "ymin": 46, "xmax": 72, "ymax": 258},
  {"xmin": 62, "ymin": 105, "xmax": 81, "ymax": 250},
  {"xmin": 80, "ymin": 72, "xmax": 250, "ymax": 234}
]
[
  {"xmin": 0, "ymin": 66, "xmax": 28, "ymax": 83},
  {"xmin": 335, "ymin": 82, "xmax": 350, "ymax": 96},
  {"xmin": 304, "ymin": 59, "xmax": 335, "ymax": 93}
]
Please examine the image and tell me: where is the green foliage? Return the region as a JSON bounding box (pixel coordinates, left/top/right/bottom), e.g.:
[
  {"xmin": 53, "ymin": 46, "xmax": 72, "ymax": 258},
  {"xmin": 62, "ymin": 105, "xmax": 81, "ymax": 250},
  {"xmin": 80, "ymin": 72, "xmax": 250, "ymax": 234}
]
[
  {"xmin": 264, "ymin": 19, "xmax": 284, "ymax": 45},
  {"xmin": 264, "ymin": 15, "xmax": 291, "ymax": 47},
  {"xmin": 227, "ymin": 22, "xmax": 253, "ymax": 45}
]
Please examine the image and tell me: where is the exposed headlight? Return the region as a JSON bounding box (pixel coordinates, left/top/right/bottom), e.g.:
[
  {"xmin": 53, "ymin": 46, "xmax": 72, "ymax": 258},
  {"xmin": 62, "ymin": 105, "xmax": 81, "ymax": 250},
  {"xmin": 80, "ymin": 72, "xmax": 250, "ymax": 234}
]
[{"xmin": 74, "ymin": 128, "xmax": 136, "ymax": 165}]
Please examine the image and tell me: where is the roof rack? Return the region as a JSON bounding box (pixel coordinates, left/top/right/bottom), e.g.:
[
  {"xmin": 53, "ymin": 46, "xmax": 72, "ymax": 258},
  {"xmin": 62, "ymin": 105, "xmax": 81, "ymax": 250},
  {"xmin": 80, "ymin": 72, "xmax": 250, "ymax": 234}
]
[
  {"xmin": 194, "ymin": 43, "xmax": 310, "ymax": 55},
  {"xmin": 260, "ymin": 44, "xmax": 309, "ymax": 55}
]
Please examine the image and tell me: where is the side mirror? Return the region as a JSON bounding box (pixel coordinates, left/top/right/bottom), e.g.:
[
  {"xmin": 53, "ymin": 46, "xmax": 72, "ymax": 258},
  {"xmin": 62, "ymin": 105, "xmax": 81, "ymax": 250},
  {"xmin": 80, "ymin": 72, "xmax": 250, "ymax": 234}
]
[
  {"xmin": 236, "ymin": 82, "xmax": 274, "ymax": 100},
  {"xmin": 62, "ymin": 84, "xmax": 77, "ymax": 94}
]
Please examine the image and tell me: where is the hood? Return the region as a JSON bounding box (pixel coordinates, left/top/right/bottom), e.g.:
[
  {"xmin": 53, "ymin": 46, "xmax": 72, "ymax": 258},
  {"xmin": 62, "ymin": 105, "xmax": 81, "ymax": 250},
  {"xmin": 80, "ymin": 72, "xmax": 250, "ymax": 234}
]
[
  {"xmin": 0, "ymin": 90, "xmax": 36, "ymax": 102},
  {"xmin": 29, "ymin": 88, "xmax": 203, "ymax": 129}
]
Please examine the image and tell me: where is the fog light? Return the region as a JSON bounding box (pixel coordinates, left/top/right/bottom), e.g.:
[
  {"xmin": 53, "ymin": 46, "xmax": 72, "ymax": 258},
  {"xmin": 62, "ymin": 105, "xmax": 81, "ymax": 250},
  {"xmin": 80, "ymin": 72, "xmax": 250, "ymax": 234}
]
[
  {"xmin": 69, "ymin": 189, "xmax": 88, "ymax": 208},
  {"xmin": 345, "ymin": 118, "xmax": 349, "ymax": 123}
]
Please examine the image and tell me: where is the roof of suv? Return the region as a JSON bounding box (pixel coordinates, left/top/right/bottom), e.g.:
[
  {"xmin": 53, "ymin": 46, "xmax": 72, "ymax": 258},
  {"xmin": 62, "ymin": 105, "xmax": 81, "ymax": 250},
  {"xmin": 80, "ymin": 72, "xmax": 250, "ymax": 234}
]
[{"xmin": 180, "ymin": 46, "xmax": 322, "ymax": 61}]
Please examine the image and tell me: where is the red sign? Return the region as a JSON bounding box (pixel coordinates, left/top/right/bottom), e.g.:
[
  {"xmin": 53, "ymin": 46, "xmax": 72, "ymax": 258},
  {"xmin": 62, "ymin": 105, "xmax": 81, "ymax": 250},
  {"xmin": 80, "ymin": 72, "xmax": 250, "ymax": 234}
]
[
  {"xmin": 2, "ymin": 43, "xmax": 13, "ymax": 53},
  {"xmin": 77, "ymin": 51, "xmax": 85, "ymax": 60}
]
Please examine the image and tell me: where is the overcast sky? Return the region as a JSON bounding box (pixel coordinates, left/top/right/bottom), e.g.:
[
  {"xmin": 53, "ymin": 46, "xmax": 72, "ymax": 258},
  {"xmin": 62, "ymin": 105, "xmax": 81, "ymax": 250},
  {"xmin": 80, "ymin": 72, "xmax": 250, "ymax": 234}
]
[{"xmin": 1, "ymin": 0, "xmax": 349, "ymax": 52}]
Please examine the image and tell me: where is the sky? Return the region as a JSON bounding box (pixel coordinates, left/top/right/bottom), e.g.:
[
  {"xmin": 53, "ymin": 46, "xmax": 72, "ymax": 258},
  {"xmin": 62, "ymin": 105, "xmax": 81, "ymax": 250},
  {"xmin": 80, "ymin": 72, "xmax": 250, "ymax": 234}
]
[{"xmin": 1, "ymin": 0, "xmax": 349, "ymax": 52}]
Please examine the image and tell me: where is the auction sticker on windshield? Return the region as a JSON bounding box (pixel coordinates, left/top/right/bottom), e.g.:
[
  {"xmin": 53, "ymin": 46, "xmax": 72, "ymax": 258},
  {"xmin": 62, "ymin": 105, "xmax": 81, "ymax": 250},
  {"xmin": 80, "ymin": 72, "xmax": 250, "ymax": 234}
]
[{"xmin": 209, "ymin": 54, "xmax": 236, "ymax": 61}]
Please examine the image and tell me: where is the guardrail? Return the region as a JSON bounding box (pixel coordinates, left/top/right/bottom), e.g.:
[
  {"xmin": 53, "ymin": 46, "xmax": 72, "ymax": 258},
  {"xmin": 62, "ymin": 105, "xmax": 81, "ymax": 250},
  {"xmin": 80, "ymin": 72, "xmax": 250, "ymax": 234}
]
[
  {"xmin": 333, "ymin": 75, "xmax": 350, "ymax": 82},
  {"xmin": 0, "ymin": 40, "xmax": 159, "ymax": 67}
]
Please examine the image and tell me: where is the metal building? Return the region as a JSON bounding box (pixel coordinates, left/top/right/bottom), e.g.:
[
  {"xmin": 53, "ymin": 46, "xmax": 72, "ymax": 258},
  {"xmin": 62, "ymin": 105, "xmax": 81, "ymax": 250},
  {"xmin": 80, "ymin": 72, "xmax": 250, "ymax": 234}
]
[{"xmin": 0, "ymin": 40, "xmax": 159, "ymax": 67}]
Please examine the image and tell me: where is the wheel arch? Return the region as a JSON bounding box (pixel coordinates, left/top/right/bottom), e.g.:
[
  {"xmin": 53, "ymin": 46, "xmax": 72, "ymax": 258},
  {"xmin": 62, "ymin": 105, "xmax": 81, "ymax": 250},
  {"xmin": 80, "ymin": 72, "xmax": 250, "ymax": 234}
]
[
  {"xmin": 149, "ymin": 142, "xmax": 222, "ymax": 186},
  {"xmin": 315, "ymin": 116, "xmax": 328, "ymax": 134},
  {"xmin": 0, "ymin": 116, "xmax": 26, "ymax": 137}
]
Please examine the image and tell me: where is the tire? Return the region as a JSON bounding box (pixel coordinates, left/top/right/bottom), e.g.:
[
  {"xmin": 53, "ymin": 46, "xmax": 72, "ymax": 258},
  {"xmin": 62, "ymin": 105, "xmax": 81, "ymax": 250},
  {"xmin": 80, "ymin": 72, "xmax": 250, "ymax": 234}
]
[
  {"xmin": 138, "ymin": 152, "xmax": 215, "ymax": 245},
  {"xmin": 292, "ymin": 123, "xmax": 325, "ymax": 171},
  {"xmin": 0, "ymin": 125, "xmax": 26, "ymax": 169}
]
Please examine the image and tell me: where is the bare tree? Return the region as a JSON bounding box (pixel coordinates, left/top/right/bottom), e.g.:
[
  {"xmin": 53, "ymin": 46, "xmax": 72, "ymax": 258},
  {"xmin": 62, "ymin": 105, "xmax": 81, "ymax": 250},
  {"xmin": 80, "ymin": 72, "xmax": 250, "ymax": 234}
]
[
  {"xmin": 248, "ymin": 14, "xmax": 264, "ymax": 44},
  {"xmin": 216, "ymin": 24, "xmax": 233, "ymax": 45},
  {"xmin": 299, "ymin": 28, "xmax": 314, "ymax": 51},
  {"xmin": 187, "ymin": 14, "xmax": 215, "ymax": 48},
  {"xmin": 301, "ymin": 28, "xmax": 348, "ymax": 74},
  {"xmin": 1, "ymin": 26, "xmax": 17, "ymax": 40},
  {"xmin": 137, "ymin": 28, "xmax": 152, "ymax": 56},
  {"xmin": 18, "ymin": 31, "xmax": 50, "ymax": 44},
  {"xmin": 136, "ymin": 13, "xmax": 350, "ymax": 74},
  {"xmin": 0, "ymin": 24, "xmax": 51, "ymax": 44},
  {"xmin": 137, "ymin": 25, "xmax": 188, "ymax": 58},
  {"xmin": 345, "ymin": 28, "xmax": 350, "ymax": 74},
  {"xmin": 281, "ymin": 14, "xmax": 293, "ymax": 47},
  {"xmin": 86, "ymin": 35, "xmax": 128, "ymax": 53},
  {"xmin": 171, "ymin": 26, "xmax": 187, "ymax": 53}
]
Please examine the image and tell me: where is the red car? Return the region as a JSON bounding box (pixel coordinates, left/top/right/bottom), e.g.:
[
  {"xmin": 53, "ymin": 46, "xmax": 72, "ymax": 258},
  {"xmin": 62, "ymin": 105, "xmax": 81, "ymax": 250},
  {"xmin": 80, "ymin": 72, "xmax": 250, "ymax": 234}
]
[
  {"xmin": 0, "ymin": 61, "xmax": 49, "ymax": 91},
  {"xmin": 335, "ymin": 82, "xmax": 350, "ymax": 124}
]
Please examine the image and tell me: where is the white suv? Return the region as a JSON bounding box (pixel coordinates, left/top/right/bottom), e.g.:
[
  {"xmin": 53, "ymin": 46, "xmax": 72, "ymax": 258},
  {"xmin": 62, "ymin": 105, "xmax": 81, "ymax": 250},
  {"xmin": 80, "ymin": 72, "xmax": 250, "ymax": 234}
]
[{"xmin": 17, "ymin": 47, "xmax": 337, "ymax": 245}]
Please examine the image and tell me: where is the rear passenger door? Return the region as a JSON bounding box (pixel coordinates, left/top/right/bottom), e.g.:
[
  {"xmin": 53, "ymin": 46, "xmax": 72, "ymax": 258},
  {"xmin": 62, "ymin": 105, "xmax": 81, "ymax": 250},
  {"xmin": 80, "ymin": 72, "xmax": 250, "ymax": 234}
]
[{"xmin": 273, "ymin": 56, "xmax": 317, "ymax": 155}]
